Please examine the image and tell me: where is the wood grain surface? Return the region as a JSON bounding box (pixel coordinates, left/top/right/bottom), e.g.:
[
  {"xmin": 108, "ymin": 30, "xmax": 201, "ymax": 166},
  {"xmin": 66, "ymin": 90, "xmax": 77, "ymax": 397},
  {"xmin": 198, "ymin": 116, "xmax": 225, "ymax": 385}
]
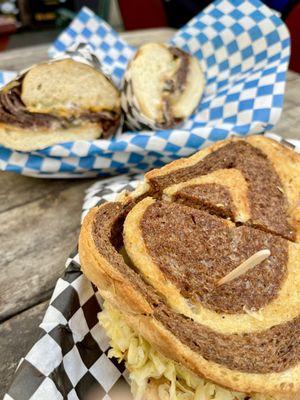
[
  {"xmin": 275, "ymin": 70, "xmax": 300, "ymax": 140},
  {"xmin": 0, "ymin": 301, "xmax": 48, "ymax": 397},
  {"xmin": 0, "ymin": 178, "xmax": 92, "ymax": 322},
  {"xmin": 0, "ymin": 27, "xmax": 299, "ymax": 398}
]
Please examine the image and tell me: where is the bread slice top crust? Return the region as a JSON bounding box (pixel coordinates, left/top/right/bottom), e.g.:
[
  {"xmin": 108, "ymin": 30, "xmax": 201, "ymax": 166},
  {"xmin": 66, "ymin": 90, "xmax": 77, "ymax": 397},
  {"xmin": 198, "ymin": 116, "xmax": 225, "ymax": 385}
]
[
  {"xmin": 147, "ymin": 136, "xmax": 300, "ymax": 243},
  {"xmin": 124, "ymin": 197, "xmax": 300, "ymax": 334},
  {"xmin": 21, "ymin": 59, "xmax": 120, "ymax": 117}
]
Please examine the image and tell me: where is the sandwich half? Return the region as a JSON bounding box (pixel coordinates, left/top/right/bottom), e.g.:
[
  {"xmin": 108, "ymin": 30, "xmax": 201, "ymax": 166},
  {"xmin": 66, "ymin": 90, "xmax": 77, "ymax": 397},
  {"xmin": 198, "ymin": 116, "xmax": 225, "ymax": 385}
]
[
  {"xmin": 0, "ymin": 59, "xmax": 121, "ymax": 151},
  {"xmin": 121, "ymin": 43, "xmax": 205, "ymax": 130},
  {"xmin": 79, "ymin": 136, "xmax": 300, "ymax": 400}
]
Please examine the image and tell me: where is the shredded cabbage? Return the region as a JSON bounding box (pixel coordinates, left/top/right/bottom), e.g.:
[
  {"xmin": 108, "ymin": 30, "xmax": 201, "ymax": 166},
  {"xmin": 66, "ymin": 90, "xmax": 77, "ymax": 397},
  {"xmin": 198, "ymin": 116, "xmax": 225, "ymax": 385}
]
[{"xmin": 99, "ymin": 301, "xmax": 274, "ymax": 400}]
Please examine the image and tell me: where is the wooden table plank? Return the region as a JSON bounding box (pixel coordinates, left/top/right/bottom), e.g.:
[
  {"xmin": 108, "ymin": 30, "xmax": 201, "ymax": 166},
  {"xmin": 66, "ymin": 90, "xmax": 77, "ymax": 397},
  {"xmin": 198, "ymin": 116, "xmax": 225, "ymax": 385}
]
[
  {"xmin": 0, "ymin": 301, "xmax": 48, "ymax": 399},
  {"xmin": 0, "ymin": 179, "xmax": 92, "ymax": 321},
  {"xmin": 0, "ymin": 173, "xmax": 89, "ymax": 214},
  {"xmin": 275, "ymin": 71, "xmax": 300, "ymax": 140}
]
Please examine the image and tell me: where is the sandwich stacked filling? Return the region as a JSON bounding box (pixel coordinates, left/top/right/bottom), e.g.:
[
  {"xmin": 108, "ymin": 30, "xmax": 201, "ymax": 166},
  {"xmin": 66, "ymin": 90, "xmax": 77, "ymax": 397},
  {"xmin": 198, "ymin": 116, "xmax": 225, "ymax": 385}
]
[
  {"xmin": 0, "ymin": 59, "xmax": 121, "ymax": 151},
  {"xmin": 79, "ymin": 136, "xmax": 300, "ymax": 400},
  {"xmin": 0, "ymin": 80, "xmax": 119, "ymax": 135}
]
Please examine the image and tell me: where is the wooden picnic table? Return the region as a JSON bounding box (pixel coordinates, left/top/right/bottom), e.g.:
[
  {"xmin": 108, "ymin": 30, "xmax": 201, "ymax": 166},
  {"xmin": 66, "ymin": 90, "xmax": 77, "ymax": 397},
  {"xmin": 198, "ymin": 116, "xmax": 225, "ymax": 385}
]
[{"xmin": 0, "ymin": 27, "xmax": 299, "ymax": 398}]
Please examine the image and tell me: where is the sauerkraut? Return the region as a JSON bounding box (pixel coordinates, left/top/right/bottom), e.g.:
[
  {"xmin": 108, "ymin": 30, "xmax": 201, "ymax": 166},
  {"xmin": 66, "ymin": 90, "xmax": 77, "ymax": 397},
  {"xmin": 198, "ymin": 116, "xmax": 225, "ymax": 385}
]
[{"xmin": 99, "ymin": 301, "xmax": 273, "ymax": 400}]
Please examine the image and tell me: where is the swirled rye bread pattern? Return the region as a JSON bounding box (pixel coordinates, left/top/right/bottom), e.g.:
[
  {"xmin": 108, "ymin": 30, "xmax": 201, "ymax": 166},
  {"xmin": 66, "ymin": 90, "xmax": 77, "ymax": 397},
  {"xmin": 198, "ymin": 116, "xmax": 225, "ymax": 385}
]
[{"xmin": 79, "ymin": 136, "xmax": 300, "ymax": 399}]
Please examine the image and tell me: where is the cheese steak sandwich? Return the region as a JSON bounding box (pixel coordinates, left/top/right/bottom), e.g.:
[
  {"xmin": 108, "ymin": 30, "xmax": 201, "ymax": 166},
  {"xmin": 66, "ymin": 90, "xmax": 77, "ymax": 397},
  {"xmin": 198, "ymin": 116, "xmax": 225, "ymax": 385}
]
[
  {"xmin": 0, "ymin": 59, "xmax": 121, "ymax": 151},
  {"xmin": 79, "ymin": 136, "xmax": 300, "ymax": 400},
  {"xmin": 121, "ymin": 43, "xmax": 205, "ymax": 130}
]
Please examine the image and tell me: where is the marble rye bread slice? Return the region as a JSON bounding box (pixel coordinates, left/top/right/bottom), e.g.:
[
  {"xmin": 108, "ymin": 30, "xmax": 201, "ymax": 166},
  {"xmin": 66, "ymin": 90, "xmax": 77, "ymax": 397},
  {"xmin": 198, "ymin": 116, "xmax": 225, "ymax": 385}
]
[{"xmin": 79, "ymin": 135, "xmax": 300, "ymax": 399}]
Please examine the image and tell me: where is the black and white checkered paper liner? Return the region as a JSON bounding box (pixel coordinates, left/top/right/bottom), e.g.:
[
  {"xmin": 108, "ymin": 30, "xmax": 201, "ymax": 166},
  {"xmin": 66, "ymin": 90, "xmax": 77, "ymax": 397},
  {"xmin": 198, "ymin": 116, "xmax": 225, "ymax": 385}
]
[
  {"xmin": 0, "ymin": 0, "xmax": 291, "ymax": 178},
  {"xmin": 4, "ymin": 133, "xmax": 300, "ymax": 400}
]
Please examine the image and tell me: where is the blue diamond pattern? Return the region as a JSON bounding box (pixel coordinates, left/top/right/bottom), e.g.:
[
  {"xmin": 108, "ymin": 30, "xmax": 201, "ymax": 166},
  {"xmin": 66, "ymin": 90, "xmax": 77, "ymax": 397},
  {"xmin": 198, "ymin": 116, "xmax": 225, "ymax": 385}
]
[{"xmin": 0, "ymin": 0, "xmax": 291, "ymax": 177}]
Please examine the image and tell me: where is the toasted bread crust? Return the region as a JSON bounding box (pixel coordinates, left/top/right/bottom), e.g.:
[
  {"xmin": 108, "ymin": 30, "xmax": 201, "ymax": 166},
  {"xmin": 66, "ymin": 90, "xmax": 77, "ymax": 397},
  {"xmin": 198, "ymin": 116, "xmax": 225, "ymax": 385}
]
[{"xmin": 21, "ymin": 59, "xmax": 120, "ymax": 115}]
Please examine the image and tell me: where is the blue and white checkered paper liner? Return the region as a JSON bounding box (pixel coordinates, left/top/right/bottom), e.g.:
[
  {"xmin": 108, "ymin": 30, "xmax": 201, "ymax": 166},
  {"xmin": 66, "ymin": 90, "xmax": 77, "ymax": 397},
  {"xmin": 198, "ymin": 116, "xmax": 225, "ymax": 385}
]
[
  {"xmin": 4, "ymin": 134, "xmax": 300, "ymax": 400},
  {"xmin": 0, "ymin": 0, "xmax": 290, "ymax": 177}
]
